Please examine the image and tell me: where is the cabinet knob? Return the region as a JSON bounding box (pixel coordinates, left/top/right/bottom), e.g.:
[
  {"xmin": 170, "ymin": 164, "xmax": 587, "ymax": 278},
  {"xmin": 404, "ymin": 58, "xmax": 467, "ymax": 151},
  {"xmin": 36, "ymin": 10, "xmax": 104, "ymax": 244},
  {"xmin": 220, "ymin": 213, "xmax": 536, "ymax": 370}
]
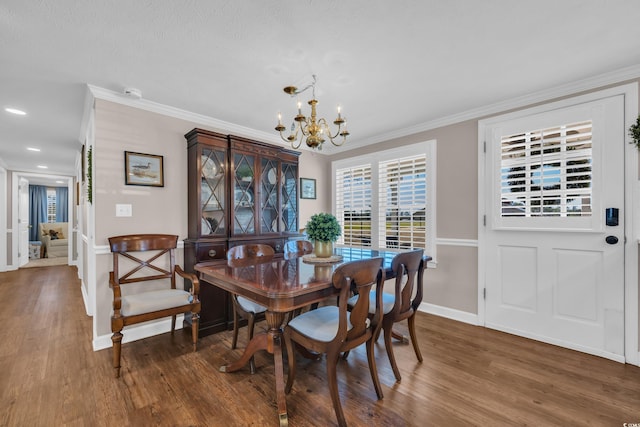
[{"xmin": 208, "ymin": 249, "xmax": 217, "ymax": 258}]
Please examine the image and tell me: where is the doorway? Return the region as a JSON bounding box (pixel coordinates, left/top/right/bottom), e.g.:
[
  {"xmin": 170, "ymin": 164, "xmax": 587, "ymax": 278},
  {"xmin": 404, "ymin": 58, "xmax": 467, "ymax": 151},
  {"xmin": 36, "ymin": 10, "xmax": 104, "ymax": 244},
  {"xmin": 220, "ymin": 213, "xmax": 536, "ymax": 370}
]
[{"xmin": 11, "ymin": 172, "xmax": 74, "ymax": 269}]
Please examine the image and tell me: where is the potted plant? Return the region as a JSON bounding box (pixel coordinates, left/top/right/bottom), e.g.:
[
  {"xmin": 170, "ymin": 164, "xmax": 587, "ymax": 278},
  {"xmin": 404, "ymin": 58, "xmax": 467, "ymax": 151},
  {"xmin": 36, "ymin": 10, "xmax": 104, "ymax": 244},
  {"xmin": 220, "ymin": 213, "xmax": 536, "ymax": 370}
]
[
  {"xmin": 305, "ymin": 213, "xmax": 342, "ymax": 258},
  {"xmin": 630, "ymin": 115, "xmax": 640, "ymax": 151}
]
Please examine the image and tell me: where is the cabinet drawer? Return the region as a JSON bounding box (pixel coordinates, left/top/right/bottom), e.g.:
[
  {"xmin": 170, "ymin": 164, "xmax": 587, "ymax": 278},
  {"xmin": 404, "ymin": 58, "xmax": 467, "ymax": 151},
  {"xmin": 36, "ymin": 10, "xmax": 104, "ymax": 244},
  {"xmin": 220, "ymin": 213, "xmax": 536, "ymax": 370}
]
[{"xmin": 196, "ymin": 243, "xmax": 226, "ymax": 262}]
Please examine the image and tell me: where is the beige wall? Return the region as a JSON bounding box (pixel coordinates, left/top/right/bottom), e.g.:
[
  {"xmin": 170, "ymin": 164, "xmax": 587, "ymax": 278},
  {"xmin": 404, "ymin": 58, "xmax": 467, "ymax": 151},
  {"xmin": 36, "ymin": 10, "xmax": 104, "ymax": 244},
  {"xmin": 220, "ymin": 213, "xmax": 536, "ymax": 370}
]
[
  {"xmin": 329, "ymin": 119, "xmax": 480, "ymax": 313},
  {"xmin": 298, "ymin": 150, "xmax": 331, "ymax": 229},
  {"xmin": 93, "ymin": 100, "xmax": 197, "ymax": 335}
]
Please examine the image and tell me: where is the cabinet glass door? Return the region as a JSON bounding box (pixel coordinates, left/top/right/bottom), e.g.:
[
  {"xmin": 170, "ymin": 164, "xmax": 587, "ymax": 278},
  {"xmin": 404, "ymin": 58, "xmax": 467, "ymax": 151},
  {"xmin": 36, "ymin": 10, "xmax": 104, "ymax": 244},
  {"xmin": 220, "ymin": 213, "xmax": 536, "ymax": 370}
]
[
  {"xmin": 201, "ymin": 147, "xmax": 226, "ymax": 237},
  {"xmin": 282, "ymin": 162, "xmax": 298, "ymax": 232},
  {"xmin": 261, "ymin": 158, "xmax": 279, "ymax": 233},
  {"xmin": 233, "ymin": 153, "xmax": 256, "ymax": 234}
]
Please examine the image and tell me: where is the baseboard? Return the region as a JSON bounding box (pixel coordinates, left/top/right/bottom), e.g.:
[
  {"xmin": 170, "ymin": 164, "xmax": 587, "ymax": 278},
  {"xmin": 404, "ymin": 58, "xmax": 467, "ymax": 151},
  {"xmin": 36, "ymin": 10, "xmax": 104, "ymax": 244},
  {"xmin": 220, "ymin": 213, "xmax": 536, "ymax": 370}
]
[
  {"xmin": 80, "ymin": 282, "xmax": 91, "ymax": 316},
  {"xmin": 418, "ymin": 302, "xmax": 478, "ymax": 325},
  {"xmin": 93, "ymin": 315, "xmax": 185, "ymax": 351}
]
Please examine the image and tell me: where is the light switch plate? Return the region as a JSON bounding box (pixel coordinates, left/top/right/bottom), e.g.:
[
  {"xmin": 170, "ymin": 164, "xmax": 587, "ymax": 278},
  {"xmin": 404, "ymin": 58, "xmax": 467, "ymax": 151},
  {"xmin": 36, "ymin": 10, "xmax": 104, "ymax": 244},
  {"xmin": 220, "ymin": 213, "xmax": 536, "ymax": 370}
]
[{"xmin": 116, "ymin": 204, "xmax": 132, "ymax": 217}]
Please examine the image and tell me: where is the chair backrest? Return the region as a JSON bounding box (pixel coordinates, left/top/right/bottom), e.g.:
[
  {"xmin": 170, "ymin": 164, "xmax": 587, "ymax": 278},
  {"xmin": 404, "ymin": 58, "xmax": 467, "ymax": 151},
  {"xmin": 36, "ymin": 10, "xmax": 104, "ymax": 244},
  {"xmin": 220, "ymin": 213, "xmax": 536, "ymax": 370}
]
[
  {"xmin": 283, "ymin": 240, "xmax": 313, "ymax": 259},
  {"xmin": 332, "ymin": 257, "xmax": 384, "ymax": 343},
  {"xmin": 227, "ymin": 244, "xmax": 275, "ymax": 260},
  {"xmin": 109, "ymin": 234, "xmax": 178, "ymax": 287},
  {"xmin": 390, "ymin": 249, "xmax": 425, "ymax": 316},
  {"xmin": 227, "ymin": 244, "xmax": 276, "ymax": 270}
]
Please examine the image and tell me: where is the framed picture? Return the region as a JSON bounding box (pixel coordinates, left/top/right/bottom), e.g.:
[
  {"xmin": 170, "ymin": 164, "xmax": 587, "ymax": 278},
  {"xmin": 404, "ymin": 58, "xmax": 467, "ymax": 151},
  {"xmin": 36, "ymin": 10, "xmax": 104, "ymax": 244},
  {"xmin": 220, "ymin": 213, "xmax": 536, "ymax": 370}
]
[
  {"xmin": 300, "ymin": 177, "xmax": 316, "ymax": 199},
  {"xmin": 124, "ymin": 151, "xmax": 164, "ymax": 187}
]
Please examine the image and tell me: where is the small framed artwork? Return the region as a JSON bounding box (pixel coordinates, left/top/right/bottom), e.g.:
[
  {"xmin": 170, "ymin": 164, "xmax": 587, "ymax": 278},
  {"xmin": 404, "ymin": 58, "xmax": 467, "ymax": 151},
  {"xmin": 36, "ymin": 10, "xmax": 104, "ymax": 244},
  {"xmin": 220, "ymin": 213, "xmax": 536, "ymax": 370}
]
[
  {"xmin": 124, "ymin": 151, "xmax": 164, "ymax": 187},
  {"xmin": 300, "ymin": 177, "xmax": 316, "ymax": 199}
]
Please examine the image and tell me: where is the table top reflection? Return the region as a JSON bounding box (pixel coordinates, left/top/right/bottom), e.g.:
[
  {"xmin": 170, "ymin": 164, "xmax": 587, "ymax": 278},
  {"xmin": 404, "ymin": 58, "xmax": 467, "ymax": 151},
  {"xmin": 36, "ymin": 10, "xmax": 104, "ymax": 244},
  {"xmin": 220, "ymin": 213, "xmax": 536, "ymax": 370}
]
[{"xmin": 195, "ymin": 247, "xmax": 429, "ymax": 313}]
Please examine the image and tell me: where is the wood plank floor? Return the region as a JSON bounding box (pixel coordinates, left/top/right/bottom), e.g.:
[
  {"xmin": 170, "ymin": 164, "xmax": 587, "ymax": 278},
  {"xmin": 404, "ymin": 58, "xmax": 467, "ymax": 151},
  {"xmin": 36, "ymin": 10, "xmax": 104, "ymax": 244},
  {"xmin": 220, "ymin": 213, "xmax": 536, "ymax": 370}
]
[{"xmin": 1, "ymin": 265, "xmax": 639, "ymax": 426}]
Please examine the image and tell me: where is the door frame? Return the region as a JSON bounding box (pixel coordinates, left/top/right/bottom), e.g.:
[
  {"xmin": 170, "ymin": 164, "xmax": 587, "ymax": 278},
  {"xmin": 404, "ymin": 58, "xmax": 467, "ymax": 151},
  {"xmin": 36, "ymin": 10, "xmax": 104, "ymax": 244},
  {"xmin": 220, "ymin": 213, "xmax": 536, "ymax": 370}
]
[
  {"xmin": 478, "ymin": 82, "xmax": 639, "ymax": 366},
  {"xmin": 10, "ymin": 171, "xmax": 74, "ymax": 269}
]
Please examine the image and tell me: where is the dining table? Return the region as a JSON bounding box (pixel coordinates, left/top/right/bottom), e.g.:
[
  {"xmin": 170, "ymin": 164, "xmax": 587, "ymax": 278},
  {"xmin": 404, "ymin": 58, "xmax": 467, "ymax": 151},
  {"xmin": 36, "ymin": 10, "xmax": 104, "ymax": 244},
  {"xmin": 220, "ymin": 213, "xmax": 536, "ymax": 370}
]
[{"xmin": 195, "ymin": 247, "xmax": 431, "ymax": 426}]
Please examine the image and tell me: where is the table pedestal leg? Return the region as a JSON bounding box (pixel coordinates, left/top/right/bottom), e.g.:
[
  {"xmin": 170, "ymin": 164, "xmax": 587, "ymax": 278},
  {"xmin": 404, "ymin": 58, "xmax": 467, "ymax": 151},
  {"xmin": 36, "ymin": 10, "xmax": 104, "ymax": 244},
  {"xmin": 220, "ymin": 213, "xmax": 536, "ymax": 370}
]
[{"xmin": 219, "ymin": 311, "xmax": 289, "ymax": 427}]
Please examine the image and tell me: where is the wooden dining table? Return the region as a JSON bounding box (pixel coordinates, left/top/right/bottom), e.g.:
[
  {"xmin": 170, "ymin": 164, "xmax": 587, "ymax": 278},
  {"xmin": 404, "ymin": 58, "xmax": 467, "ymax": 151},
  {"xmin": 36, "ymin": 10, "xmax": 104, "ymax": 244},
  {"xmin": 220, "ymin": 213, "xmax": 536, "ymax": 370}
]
[{"xmin": 195, "ymin": 247, "xmax": 431, "ymax": 426}]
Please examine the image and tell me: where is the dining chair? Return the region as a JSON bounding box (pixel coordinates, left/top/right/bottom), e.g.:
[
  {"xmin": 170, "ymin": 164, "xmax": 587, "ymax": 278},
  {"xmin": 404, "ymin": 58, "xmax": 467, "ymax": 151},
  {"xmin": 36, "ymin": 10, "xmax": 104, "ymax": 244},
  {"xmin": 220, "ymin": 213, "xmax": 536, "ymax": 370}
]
[
  {"xmin": 283, "ymin": 239, "xmax": 313, "ymax": 259},
  {"xmin": 347, "ymin": 249, "xmax": 426, "ymax": 381},
  {"xmin": 109, "ymin": 234, "xmax": 201, "ymax": 378},
  {"xmin": 284, "ymin": 239, "xmax": 319, "ymax": 314},
  {"xmin": 227, "ymin": 244, "xmax": 274, "ymax": 374},
  {"xmin": 283, "ymin": 257, "xmax": 385, "ymax": 427}
]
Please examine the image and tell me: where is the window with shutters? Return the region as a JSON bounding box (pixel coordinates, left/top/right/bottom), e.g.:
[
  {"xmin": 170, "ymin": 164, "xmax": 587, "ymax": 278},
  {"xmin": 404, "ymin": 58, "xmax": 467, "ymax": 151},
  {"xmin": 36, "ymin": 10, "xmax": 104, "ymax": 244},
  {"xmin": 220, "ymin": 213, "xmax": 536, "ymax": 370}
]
[
  {"xmin": 333, "ymin": 140, "xmax": 435, "ymax": 256},
  {"xmin": 336, "ymin": 163, "xmax": 372, "ymax": 247},
  {"xmin": 500, "ymin": 121, "xmax": 592, "ymax": 218},
  {"xmin": 46, "ymin": 189, "xmax": 56, "ymax": 223}
]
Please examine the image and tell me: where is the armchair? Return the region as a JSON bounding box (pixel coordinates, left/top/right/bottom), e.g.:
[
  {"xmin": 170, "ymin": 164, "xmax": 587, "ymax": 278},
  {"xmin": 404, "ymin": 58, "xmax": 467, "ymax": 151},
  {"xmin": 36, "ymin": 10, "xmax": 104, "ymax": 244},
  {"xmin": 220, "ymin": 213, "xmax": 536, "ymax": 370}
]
[{"xmin": 109, "ymin": 234, "xmax": 201, "ymax": 378}]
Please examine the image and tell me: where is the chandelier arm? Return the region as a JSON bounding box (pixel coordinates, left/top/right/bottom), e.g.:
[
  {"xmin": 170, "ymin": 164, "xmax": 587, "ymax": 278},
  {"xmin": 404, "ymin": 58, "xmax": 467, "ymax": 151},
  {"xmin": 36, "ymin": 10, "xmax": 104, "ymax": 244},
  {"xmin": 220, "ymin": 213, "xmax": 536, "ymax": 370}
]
[
  {"xmin": 300, "ymin": 118, "xmax": 311, "ymax": 137},
  {"xmin": 278, "ymin": 127, "xmax": 303, "ymax": 149},
  {"xmin": 316, "ymin": 118, "xmax": 346, "ymax": 146}
]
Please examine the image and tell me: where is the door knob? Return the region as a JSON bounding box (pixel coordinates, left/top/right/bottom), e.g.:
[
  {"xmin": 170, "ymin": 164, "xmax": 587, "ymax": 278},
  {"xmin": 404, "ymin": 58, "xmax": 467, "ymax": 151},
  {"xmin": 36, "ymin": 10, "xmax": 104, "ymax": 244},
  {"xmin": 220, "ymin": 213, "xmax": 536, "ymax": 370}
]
[{"xmin": 605, "ymin": 235, "xmax": 618, "ymax": 245}]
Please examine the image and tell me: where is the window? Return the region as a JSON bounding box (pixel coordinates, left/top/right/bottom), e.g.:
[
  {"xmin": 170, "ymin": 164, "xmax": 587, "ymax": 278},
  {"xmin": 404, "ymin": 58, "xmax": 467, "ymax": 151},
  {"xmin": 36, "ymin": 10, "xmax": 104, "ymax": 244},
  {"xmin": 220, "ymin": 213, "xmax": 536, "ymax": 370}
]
[
  {"xmin": 500, "ymin": 121, "xmax": 592, "ymax": 218},
  {"xmin": 379, "ymin": 155, "xmax": 427, "ymax": 249},
  {"xmin": 333, "ymin": 141, "xmax": 435, "ymax": 255},
  {"xmin": 336, "ymin": 163, "xmax": 372, "ymax": 247},
  {"xmin": 46, "ymin": 189, "xmax": 56, "ymax": 223}
]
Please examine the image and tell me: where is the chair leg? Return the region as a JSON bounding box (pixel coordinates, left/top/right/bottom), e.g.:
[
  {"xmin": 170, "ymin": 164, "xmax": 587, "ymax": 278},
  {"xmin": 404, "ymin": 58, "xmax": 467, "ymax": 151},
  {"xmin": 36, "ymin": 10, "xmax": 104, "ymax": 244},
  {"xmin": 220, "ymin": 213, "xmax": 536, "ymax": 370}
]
[
  {"xmin": 326, "ymin": 350, "xmax": 347, "ymax": 427},
  {"xmin": 367, "ymin": 337, "xmax": 384, "ymax": 398},
  {"xmin": 284, "ymin": 330, "xmax": 297, "ymax": 394},
  {"xmin": 407, "ymin": 314, "xmax": 423, "ymax": 363},
  {"xmin": 231, "ymin": 302, "xmax": 240, "ymax": 350},
  {"xmin": 191, "ymin": 311, "xmax": 200, "ymax": 352},
  {"xmin": 171, "ymin": 315, "xmax": 176, "ymax": 333},
  {"xmin": 111, "ymin": 332, "xmax": 123, "ymax": 378},
  {"xmin": 383, "ymin": 324, "xmax": 401, "ymax": 382},
  {"xmin": 247, "ymin": 313, "xmax": 256, "ymax": 374}
]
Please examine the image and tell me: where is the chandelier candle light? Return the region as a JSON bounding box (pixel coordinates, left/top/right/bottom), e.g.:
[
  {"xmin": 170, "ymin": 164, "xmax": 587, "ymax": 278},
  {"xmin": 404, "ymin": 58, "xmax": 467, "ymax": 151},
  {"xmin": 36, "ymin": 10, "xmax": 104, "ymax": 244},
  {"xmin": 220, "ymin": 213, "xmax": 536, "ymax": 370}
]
[{"xmin": 275, "ymin": 75, "xmax": 349, "ymax": 150}]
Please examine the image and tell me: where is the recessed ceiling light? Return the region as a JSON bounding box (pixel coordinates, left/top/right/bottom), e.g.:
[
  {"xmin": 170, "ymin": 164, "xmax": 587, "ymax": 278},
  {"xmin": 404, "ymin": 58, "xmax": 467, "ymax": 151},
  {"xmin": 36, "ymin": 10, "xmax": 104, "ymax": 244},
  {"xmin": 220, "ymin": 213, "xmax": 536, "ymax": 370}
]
[
  {"xmin": 5, "ymin": 107, "xmax": 26, "ymax": 115},
  {"xmin": 27, "ymin": 147, "xmax": 41, "ymax": 152},
  {"xmin": 37, "ymin": 165, "xmax": 48, "ymax": 169}
]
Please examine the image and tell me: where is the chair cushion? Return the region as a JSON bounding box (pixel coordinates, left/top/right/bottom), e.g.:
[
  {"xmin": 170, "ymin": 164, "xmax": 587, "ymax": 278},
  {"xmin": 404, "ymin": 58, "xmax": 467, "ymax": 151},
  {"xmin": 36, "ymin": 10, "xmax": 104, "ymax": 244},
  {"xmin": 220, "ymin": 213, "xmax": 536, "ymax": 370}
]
[
  {"xmin": 236, "ymin": 296, "xmax": 267, "ymax": 314},
  {"xmin": 121, "ymin": 289, "xmax": 193, "ymax": 316},
  {"xmin": 347, "ymin": 292, "xmax": 395, "ymax": 315},
  {"xmin": 288, "ymin": 306, "xmax": 341, "ymax": 342},
  {"xmin": 287, "ymin": 306, "xmax": 369, "ymax": 343}
]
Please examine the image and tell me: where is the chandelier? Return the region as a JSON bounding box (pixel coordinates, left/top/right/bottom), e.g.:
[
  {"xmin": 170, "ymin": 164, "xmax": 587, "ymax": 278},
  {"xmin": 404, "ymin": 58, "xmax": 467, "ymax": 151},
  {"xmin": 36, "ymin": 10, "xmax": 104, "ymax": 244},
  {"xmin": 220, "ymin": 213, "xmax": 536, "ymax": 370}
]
[{"xmin": 275, "ymin": 75, "xmax": 349, "ymax": 150}]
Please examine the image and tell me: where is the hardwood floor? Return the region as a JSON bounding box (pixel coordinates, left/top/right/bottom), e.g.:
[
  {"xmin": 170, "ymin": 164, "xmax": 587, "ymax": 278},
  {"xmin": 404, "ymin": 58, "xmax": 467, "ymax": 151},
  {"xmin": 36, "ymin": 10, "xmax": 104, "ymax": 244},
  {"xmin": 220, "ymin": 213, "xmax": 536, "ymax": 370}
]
[{"xmin": 1, "ymin": 265, "xmax": 639, "ymax": 426}]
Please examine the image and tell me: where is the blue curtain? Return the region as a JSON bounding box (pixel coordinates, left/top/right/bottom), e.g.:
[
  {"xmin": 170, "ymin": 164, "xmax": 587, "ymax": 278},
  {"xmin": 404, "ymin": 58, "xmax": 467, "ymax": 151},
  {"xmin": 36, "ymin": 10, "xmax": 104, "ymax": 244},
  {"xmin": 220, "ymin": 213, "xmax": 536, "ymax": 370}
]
[
  {"xmin": 29, "ymin": 185, "xmax": 48, "ymax": 241},
  {"xmin": 56, "ymin": 186, "xmax": 68, "ymax": 222}
]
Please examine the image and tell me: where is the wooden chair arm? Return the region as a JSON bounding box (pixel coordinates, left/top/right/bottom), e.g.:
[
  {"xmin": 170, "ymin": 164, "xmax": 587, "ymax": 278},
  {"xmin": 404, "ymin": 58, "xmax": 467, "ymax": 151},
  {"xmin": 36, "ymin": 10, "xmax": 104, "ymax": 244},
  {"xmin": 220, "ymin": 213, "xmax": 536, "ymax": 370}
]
[
  {"xmin": 175, "ymin": 265, "xmax": 200, "ymax": 296},
  {"xmin": 109, "ymin": 271, "xmax": 122, "ymax": 313}
]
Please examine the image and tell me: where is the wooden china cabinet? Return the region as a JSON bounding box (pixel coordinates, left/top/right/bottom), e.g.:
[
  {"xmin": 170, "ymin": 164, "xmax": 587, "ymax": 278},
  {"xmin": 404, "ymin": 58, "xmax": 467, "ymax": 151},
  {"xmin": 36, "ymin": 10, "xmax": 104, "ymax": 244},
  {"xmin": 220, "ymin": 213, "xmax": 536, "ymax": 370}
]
[{"xmin": 184, "ymin": 128, "xmax": 300, "ymax": 336}]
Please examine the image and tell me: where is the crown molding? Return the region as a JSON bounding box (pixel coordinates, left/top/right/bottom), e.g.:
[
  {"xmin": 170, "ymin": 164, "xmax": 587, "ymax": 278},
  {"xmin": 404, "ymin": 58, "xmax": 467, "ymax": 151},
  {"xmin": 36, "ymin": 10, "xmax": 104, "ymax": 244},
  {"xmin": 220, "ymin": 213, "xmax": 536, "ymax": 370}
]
[
  {"xmin": 342, "ymin": 63, "xmax": 640, "ymax": 152},
  {"xmin": 86, "ymin": 85, "xmax": 285, "ymax": 146},
  {"xmin": 86, "ymin": 64, "xmax": 640, "ymax": 156}
]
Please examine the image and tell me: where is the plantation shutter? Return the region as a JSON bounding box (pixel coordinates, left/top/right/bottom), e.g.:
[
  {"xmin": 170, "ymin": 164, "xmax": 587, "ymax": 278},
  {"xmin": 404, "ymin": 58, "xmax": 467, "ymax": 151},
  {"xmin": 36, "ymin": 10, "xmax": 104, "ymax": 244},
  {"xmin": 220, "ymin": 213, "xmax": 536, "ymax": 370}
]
[
  {"xmin": 378, "ymin": 154, "xmax": 427, "ymax": 249},
  {"xmin": 500, "ymin": 120, "xmax": 593, "ymax": 218},
  {"xmin": 335, "ymin": 164, "xmax": 372, "ymax": 247}
]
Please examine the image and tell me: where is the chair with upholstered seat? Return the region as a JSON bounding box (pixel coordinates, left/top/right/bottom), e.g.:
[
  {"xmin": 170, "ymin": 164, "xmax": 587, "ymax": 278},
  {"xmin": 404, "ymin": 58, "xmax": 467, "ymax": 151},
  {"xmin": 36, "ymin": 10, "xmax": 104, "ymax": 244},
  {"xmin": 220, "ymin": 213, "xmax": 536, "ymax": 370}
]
[
  {"xmin": 227, "ymin": 244, "xmax": 274, "ymax": 373},
  {"xmin": 347, "ymin": 249, "xmax": 426, "ymax": 381},
  {"xmin": 109, "ymin": 234, "xmax": 201, "ymax": 378},
  {"xmin": 283, "ymin": 257, "xmax": 385, "ymax": 427}
]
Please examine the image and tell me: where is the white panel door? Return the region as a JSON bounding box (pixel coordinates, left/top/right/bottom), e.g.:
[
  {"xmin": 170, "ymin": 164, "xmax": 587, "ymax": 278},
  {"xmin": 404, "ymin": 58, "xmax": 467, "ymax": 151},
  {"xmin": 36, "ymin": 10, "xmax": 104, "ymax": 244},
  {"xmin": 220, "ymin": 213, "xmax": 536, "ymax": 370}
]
[
  {"xmin": 483, "ymin": 95, "xmax": 625, "ymax": 361},
  {"xmin": 18, "ymin": 177, "xmax": 30, "ymax": 267}
]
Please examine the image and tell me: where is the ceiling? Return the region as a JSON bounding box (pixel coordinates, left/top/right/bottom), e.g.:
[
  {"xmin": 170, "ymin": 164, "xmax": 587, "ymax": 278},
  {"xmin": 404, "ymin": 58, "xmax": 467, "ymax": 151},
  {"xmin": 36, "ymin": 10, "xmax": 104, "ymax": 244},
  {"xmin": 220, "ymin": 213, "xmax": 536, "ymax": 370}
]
[{"xmin": 2, "ymin": 1, "xmax": 640, "ymax": 184}]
